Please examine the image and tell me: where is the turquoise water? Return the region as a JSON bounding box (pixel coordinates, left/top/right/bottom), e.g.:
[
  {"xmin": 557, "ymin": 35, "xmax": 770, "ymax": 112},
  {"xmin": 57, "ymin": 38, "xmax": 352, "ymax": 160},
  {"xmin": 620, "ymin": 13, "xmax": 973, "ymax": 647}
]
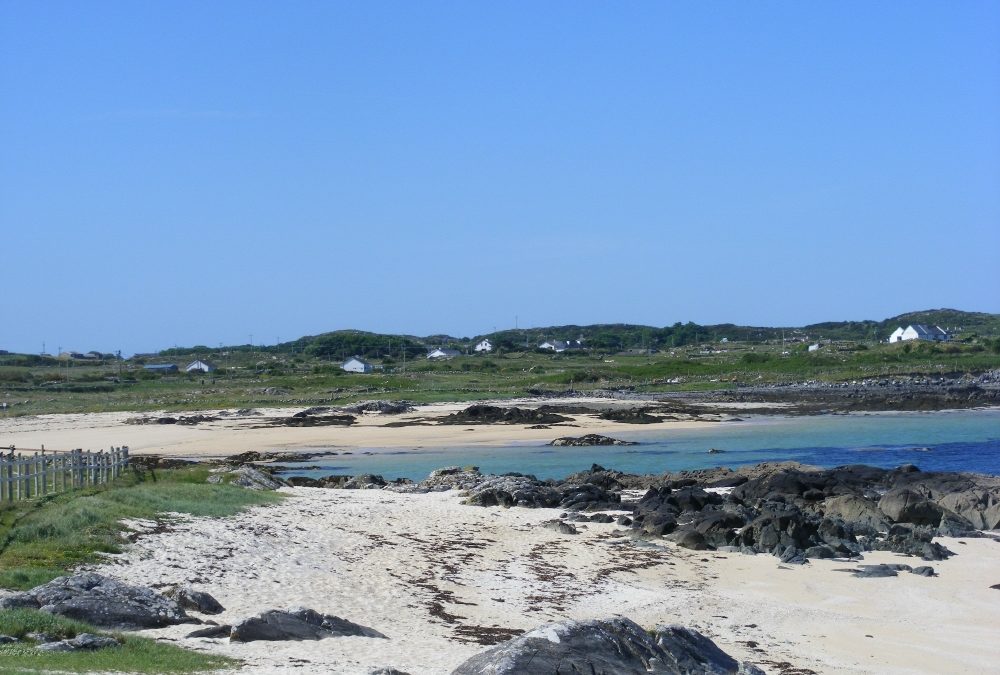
[{"xmin": 278, "ymin": 408, "xmax": 1000, "ymax": 481}]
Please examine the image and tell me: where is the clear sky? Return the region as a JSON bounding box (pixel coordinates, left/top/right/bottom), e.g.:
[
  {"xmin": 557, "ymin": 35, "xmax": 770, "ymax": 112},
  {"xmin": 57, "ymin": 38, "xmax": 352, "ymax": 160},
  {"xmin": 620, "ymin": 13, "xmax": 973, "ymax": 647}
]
[{"xmin": 2, "ymin": 2, "xmax": 998, "ymax": 355}]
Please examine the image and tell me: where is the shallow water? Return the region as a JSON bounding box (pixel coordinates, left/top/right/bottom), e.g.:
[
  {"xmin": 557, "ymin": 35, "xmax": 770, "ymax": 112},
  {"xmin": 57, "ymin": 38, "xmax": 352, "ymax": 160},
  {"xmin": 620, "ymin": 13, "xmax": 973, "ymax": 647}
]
[{"xmin": 278, "ymin": 408, "xmax": 1000, "ymax": 481}]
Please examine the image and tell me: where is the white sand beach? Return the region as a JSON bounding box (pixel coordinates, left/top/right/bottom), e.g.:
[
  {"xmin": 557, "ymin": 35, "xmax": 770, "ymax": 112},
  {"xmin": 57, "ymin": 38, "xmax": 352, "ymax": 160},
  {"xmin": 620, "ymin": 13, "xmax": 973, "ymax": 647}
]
[
  {"xmin": 0, "ymin": 400, "xmax": 723, "ymax": 459},
  {"xmin": 90, "ymin": 487, "xmax": 1000, "ymax": 675}
]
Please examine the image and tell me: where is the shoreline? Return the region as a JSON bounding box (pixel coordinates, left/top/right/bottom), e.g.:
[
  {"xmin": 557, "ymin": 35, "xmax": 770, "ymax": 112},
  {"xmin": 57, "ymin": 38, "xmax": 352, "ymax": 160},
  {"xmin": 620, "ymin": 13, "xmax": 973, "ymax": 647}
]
[
  {"xmin": 3, "ymin": 398, "xmax": 999, "ymax": 462},
  {"xmin": 0, "ymin": 398, "xmax": 733, "ymax": 459}
]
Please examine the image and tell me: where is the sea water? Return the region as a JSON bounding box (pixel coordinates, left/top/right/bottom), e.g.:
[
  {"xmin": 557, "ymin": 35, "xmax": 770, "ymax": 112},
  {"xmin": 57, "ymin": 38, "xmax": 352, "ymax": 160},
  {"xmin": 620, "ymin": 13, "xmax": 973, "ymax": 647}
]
[{"xmin": 277, "ymin": 408, "xmax": 1000, "ymax": 482}]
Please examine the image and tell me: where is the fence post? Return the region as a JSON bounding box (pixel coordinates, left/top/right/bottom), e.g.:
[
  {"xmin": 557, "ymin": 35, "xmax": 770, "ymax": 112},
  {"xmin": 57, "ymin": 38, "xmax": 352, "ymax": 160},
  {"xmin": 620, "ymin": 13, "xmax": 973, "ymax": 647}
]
[{"xmin": 73, "ymin": 449, "xmax": 83, "ymax": 488}]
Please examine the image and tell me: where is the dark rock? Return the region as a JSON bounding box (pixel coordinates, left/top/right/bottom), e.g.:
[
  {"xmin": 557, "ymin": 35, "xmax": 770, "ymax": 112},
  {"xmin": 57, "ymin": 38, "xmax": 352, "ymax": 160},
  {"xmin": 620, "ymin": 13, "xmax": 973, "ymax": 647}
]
[
  {"xmin": 911, "ymin": 566, "xmax": 936, "ymax": 577},
  {"xmin": 778, "ymin": 546, "xmax": 808, "ymax": 565},
  {"xmin": 343, "ymin": 473, "xmax": 388, "ymax": 489},
  {"xmin": 368, "ymin": 669, "xmax": 412, "ymax": 675},
  {"xmin": 0, "ymin": 573, "xmax": 190, "ymax": 629},
  {"xmin": 878, "ymin": 489, "xmax": 945, "ymax": 526},
  {"xmin": 542, "ymin": 520, "xmax": 579, "ymax": 535},
  {"xmin": 557, "ymin": 482, "xmax": 621, "ymax": 511},
  {"xmin": 670, "ymin": 529, "xmax": 709, "ymax": 551},
  {"xmin": 342, "ymin": 400, "xmax": 414, "ymax": 415},
  {"xmin": 37, "ymin": 633, "xmax": 120, "ymax": 652},
  {"xmin": 655, "ymin": 624, "xmax": 765, "ymax": 674},
  {"xmin": 463, "ymin": 475, "xmax": 560, "ymax": 508},
  {"xmin": 166, "ymin": 587, "xmax": 225, "ymax": 615},
  {"xmin": 689, "ymin": 511, "xmax": 747, "ymax": 548},
  {"xmin": 186, "ymin": 624, "xmax": 233, "ymax": 638},
  {"xmin": 804, "ymin": 545, "xmax": 836, "ymax": 559},
  {"xmin": 598, "ymin": 408, "xmax": 663, "ymax": 424},
  {"xmin": 0, "ymin": 635, "xmax": 18, "ymax": 644},
  {"xmin": 850, "ymin": 565, "xmax": 900, "ymax": 578},
  {"xmin": 548, "ymin": 434, "xmax": 637, "ymax": 447},
  {"xmin": 440, "ymin": 405, "xmax": 570, "ymax": 426},
  {"xmin": 450, "ymin": 618, "xmax": 763, "ymax": 674},
  {"xmin": 937, "ymin": 511, "xmax": 977, "ymax": 537},
  {"xmin": 230, "ymin": 608, "xmax": 386, "ymax": 642},
  {"xmin": 617, "ymin": 515, "xmax": 633, "ymax": 526}
]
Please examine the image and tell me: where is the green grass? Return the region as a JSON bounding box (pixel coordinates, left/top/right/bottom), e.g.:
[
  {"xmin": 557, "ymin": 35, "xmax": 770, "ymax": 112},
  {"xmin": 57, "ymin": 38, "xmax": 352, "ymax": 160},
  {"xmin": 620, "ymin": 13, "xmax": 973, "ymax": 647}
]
[
  {"xmin": 0, "ymin": 608, "xmax": 237, "ymax": 673},
  {"xmin": 0, "ymin": 467, "xmax": 282, "ymax": 590},
  {"xmin": 1, "ymin": 338, "xmax": 998, "ymax": 416}
]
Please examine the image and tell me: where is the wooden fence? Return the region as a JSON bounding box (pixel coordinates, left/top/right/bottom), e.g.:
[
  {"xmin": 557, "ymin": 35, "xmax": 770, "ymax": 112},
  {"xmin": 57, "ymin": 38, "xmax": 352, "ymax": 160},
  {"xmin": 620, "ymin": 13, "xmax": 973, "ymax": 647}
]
[{"xmin": 1, "ymin": 446, "xmax": 130, "ymax": 502}]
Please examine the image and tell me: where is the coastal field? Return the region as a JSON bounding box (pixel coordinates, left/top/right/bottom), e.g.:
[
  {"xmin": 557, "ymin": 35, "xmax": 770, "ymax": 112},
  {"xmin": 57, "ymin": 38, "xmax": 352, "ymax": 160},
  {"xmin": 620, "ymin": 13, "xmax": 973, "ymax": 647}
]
[{"xmin": 2, "ymin": 333, "xmax": 999, "ymax": 418}]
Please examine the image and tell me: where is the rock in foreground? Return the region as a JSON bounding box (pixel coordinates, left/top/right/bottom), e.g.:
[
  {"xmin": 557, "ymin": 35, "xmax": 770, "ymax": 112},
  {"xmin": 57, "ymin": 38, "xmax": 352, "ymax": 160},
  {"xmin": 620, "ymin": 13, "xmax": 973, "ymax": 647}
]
[
  {"xmin": 0, "ymin": 573, "xmax": 190, "ymax": 629},
  {"xmin": 450, "ymin": 617, "xmax": 763, "ymax": 674},
  {"xmin": 230, "ymin": 608, "xmax": 387, "ymax": 642}
]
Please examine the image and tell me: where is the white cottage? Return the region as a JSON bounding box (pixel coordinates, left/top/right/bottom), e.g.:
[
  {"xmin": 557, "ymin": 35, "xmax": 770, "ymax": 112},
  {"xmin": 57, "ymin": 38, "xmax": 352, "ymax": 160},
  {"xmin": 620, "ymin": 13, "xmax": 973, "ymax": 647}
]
[
  {"xmin": 474, "ymin": 339, "xmax": 493, "ymax": 353},
  {"xmin": 889, "ymin": 325, "xmax": 951, "ymax": 343},
  {"xmin": 427, "ymin": 348, "xmax": 462, "ymax": 360},
  {"xmin": 185, "ymin": 359, "xmax": 216, "ymax": 373},
  {"xmin": 342, "ymin": 356, "xmax": 373, "ymax": 373}
]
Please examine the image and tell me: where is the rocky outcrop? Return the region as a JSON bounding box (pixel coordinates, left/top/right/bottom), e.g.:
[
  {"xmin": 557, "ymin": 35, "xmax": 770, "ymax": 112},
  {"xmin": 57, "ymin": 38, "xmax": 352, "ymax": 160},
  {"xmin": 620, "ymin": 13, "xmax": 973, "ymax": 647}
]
[
  {"xmin": 439, "ymin": 405, "xmax": 571, "ymax": 426},
  {"xmin": 449, "ymin": 617, "xmax": 763, "ymax": 674},
  {"xmin": 598, "ymin": 408, "xmax": 663, "ymax": 424},
  {"xmin": 165, "ymin": 587, "xmax": 224, "ymax": 614},
  {"xmin": 342, "ymin": 400, "xmax": 415, "ymax": 415},
  {"xmin": 0, "ymin": 573, "xmax": 191, "ymax": 629},
  {"xmin": 229, "ymin": 608, "xmax": 386, "ymax": 642},
  {"xmin": 208, "ymin": 466, "xmax": 285, "ymax": 490},
  {"xmin": 36, "ymin": 633, "xmax": 120, "ymax": 652},
  {"xmin": 548, "ymin": 434, "xmax": 637, "ymax": 446}
]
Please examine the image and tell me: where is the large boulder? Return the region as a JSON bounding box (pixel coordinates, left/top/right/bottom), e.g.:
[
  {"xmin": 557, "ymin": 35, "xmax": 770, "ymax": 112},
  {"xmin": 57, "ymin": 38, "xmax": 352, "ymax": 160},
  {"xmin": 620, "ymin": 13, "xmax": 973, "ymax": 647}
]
[
  {"xmin": 463, "ymin": 475, "xmax": 561, "ymax": 508},
  {"xmin": 821, "ymin": 495, "xmax": 889, "ymax": 532},
  {"xmin": 230, "ymin": 608, "xmax": 386, "ymax": 642},
  {"xmin": 0, "ymin": 573, "xmax": 190, "ymax": 629},
  {"xmin": 208, "ymin": 466, "xmax": 285, "ymax": 490},
  {"xmin": 449, "ymin": 618, "xmax": 763, "ymax": 674},
  {"xmin": 878, "ymin": 488, "xmax": 946, "ymax": 526}
]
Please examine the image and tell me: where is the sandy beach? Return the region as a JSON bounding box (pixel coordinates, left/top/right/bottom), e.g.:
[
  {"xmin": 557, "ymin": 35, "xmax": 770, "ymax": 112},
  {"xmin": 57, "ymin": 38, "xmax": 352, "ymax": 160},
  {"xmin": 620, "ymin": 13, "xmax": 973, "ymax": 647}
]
[
  {"xmin": 0, "ymin": 400, "xmax": 725, "ymax": 459},
  {"xmin": 5, "ymin": 402, "xmax": 1000, "ymax": 674},
  {"xmin": 88, "ymin": 486, "xmax": 1000, "ymax": 675}
]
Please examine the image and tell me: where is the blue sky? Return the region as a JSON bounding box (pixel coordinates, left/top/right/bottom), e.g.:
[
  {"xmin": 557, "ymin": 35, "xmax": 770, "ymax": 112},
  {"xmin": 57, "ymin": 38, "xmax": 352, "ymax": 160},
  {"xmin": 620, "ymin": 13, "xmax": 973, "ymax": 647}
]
[{"xmin": 2, "ymin": 2, "xmax": 998, "ymax": 355}]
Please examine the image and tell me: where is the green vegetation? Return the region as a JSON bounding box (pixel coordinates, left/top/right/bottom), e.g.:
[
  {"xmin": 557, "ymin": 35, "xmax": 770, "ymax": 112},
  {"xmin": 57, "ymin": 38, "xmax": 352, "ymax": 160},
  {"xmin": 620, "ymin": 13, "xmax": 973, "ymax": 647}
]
[
  {"xmin": 1, "ymin": 309, "xmax": 998, "ymax": 417},
  {"xmin": 0, "ymin": 608, "xmax": 237, "ymax": 673},
  {"xmin": 0, "ymin": 466, "xmax": 282, "ymax": 591}
]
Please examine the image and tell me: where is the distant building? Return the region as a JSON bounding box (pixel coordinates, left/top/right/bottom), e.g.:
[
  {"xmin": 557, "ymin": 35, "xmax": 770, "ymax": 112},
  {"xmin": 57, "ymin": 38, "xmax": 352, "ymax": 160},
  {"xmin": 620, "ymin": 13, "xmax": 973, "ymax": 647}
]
[
  {"xmin": 185, "ymin": 360, "xmax": 217, "ymax": 373},
  {"xmin": 889, "ymin": 325, "xmax": 951, "ymax": 343},
  {"xmin": 83, "ymin": 351, "xmax": 103, "ymax": 360},
  {"xmin": 808, "ymin": 343, "xmax": 820, "ymax": 352},
  {"xmin": 342, "ymin": 356, "xmax": 372, "ymax": 373},
  {"xmin": 538, "ymin": 340, "xmax": 585, "ymax": 353},
  {"xmin": 427, "ymin": 347, "xmax": 462, "ymax": 360},
  {"xmin": 473, "ymin": 339, "xmax": 493, "ymax": 353},
  {"xmin": 143, "ymin": 363, "xmax": 178, "ymax": 373}
]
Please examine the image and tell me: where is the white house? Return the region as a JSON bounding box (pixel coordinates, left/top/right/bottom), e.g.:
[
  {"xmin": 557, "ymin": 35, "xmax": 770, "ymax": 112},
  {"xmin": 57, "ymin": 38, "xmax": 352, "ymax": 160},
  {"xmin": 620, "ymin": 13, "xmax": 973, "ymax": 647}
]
[
  {"xmin": 185, "ymin": 359, "xmax": 216, "ymax": 373},
  {"xmin": 538, "ymin": 340, "xmax": 585, "ymax": 353},
  {"xmin": 807, "ymin": 343, "xmax": 820, "ymax": 352},
  {"xmin": 889, "ymin": 325, "xmax": 951, "ymax": 343},
  {"xmin": 342, "ymin": 356, "xmax": 373, "ymax": 373},
  {"xmin": 427, "ymin": 347, "xmax": 462, "ymax": 360},
  {"xmin": 474, "ymin": 339, "xmax": 493, "ymax": 353}
]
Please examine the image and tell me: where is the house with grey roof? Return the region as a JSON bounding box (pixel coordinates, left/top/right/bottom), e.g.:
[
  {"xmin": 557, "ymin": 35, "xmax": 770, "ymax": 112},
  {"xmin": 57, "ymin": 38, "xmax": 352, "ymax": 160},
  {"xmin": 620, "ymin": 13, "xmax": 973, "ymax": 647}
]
[{"xmin": 888, "ymin": 325, "xmax": 951, "ymax": 343}]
